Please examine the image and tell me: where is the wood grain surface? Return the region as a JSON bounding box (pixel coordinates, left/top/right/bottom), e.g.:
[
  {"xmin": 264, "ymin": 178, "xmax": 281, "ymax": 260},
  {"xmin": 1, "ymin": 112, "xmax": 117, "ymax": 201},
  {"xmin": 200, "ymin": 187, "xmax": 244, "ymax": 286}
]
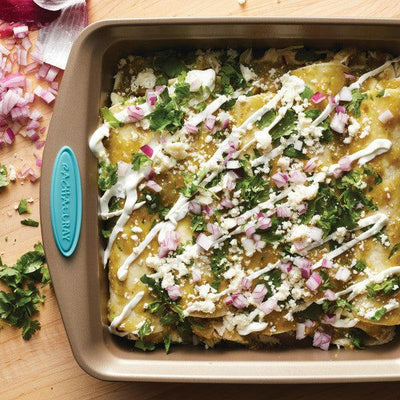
[{"xmin": 2, "ymin": 1, "xmax": 400, "ymax": 399}]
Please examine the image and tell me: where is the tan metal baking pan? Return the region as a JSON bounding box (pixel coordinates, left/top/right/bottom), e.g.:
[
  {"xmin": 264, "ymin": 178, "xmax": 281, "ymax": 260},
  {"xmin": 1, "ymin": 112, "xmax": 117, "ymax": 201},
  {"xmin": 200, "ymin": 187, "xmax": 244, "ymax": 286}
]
[{"xmin": 40, "ymin": 17, "xmax": 400, "ymax": 383}]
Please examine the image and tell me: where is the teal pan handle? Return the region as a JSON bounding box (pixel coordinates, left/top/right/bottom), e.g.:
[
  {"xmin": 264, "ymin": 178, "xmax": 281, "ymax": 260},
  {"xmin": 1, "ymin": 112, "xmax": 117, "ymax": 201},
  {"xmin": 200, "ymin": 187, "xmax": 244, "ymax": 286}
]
[{"xmin": 50, "ymin": 146, "xmax": 82, "ymax": 257}]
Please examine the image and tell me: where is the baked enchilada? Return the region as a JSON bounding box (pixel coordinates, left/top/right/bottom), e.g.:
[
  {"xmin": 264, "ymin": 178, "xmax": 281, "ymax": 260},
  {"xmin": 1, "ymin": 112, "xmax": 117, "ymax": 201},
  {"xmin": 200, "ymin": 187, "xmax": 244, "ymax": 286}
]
[{"xmin": 89, "ymin": 47, "xmax": 400, "ymax": 352}]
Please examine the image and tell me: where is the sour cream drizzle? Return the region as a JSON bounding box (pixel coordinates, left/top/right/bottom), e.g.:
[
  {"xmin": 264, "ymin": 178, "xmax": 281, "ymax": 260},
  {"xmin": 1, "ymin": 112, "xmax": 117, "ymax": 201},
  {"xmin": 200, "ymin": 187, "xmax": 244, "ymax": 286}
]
[{"xmin": 109, "ymin": 291, "xmax": 144, "ymax": 335}]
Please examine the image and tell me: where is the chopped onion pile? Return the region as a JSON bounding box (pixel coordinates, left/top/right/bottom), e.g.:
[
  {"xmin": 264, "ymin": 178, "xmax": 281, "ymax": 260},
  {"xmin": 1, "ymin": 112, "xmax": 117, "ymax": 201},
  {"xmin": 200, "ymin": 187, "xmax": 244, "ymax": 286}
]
[{"xmin": 0, "ymin": 24, "xmax": 63, "ymax": 181}]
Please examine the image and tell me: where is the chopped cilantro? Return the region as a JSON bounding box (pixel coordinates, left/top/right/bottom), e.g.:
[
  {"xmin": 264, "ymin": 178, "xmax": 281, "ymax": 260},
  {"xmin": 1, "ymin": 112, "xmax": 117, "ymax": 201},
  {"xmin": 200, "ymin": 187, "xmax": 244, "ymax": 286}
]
[
  {"xmin": 131, "ymin": 152, "xmax": 151, "ymax": 171},
  {"xmin": 237, "ymin": 172, "xmax": 270, "ymax": 210},
  {"xmin": 98, "ymin": 162, "xmax": 118, "ymax": 191},
  {"xmin": 269, "ymin": 109, "xmax": 297, "ymax": 143},
  {"xmin": 174, "ymin": 82, "xmax": 191, "ymax": 104},
  {"xmin": 190, "ymin": 215, "xmax": 206, "ymax": 232},
  {"xmin": 370, "ymin": 307, "xmax": 387, "ymax": 322},
  {"xmin": 146, "ymin": 92, "xmax": 184, "ymax": 132},
  {"xmin": 220, "ymin": 98, "xmax": 237, "ymax": 110},
  {"xmin": 101, "ymin": 107, "xmax": 124, "ymax": 128},
  {"xmin": 353, "ymin": 260, "xmax": 366, "ymax": 272},
  {"xmin": 164, "ymin": 334, "xmax": 171, "ymax": 354},
  {"xmin": 366, "ymin": 277, "xmax": 400, "ymax": 298},
  {"xmin": 346, "ymin": 89, "xmax": 367, "ymax": 117},
  {"xmin": 0, "ymin": 165, "xmax": 8, "ymax": 188},
  {"xmin": 348, "ymin": 328, "xmax": 366, "ymax": 349},
  {"xmin": 179, "ymin": 173, "xmax": 200, "ymax": 198},
  {"xmin": 155, "ymin": 54, "xmax": 187, "ymax": 78},
  {"xmin": 17, "ymin": 199, "xmax": 30, "ymax": 215},
  {"xmin": 219, "ymin": 64, "xmax": 246, "ymax": 95},
  {"xmin": 388, "ymin": 243, "xmax": 399, "ymax": 259},
  {"xmin": 0, "ymin": 242, "xmax": 49, "ymax": 339},
  {"xmin": 101, "ymin": 229, "xmax": 111, "ymax": 239},
  {"xmin": 257, "ymin": 109, "xmax": 277, "ymax": 129},
  {"xmin": 283, "ymin": 144, "xmax": 308, "ymax": 160},
  {"xmin": 376, "ymin": 89, "xmax": 385, "ymax": 98},
  {"xmin": 263, "ymin": 269, "xmax": 282, "ymax": 297},
  {"xmin": 210, "ymin": 245, "xmax": 229, "ymax": 290},
  {"xmin": 21, "ymin": 219, "xmax": 39, "ymax": 227},
  {"xmin": 295, "ymin": 48, "xmax": 326, "ymax": 62},
  {"xmin": 295, "ymin": 302, "xmax": 322, "ymax": 321},
  {"xmin": 300, "ymin": 86, "xmax": 313, "ymax": 99},
  {"xmin": 141, "ymin": 189, "xmax": 170, "ymax": 219},
  {"xmin": 305, "ymin": 109, "xmax": 321, "ymax": 120}
]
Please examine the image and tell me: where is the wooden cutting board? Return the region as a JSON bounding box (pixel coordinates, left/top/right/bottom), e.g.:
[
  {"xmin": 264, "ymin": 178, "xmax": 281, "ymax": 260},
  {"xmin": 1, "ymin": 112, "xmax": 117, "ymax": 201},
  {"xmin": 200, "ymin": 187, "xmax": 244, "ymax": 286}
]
[{"xmin": 2, "ymin": 1, "xmax": 400, "ymax": 398}]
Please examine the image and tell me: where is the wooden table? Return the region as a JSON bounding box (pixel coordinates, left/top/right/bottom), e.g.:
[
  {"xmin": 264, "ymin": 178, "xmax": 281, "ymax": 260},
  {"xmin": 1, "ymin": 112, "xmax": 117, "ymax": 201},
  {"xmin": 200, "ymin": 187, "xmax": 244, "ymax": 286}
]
[{"xmin": 2, "ymin": 1, "xmax": 400, "ymax": 398}]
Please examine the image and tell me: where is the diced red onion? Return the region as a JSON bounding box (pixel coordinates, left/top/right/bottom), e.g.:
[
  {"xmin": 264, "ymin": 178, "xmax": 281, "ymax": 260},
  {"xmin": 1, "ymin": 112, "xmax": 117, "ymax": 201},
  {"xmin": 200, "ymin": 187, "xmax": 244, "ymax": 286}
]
[
  {"xmin": 378, "ymin": 109, "xmax": 394, "ymax": 124},
  {"xmin": 335, "ymin": 266, "xmax": 351, "ymax": 282},
  {"xmin": 188, "ymin": 200, "xmax": 202, "ymax": 215},
  {"xmin": 36, "ymin": 159, "xmax": 42, "ymax": 167},
  {"xmin": 261, "ymin": 297, "xmax": 278, "ymax": 315},
  {"xmin": 146, "ymin": 90, "xmax": 157, "ymax": 106},
  {"xmin": 344, "ymin": 72, "xmax": 356, "ymax": 80},
  {"xmin": 252, "ymin": 284, "xmax": 267, "ymax": 303},
  {"xmin": 279, "ymin": 261, "xmax": 293, "ymax": 274},
  {"xmin": 245, "ymin": 224, "xmax": 256, "ymax": 238},
  {"xmin": 0, "ymin": 43, "xmax": 10, "ymax": 56},
  {"xmin": 276, "ymin": 206, "xmax": 291, "ymax": 218},
  {"xmin": 241, "ymin": 277, "xmax": 252, "ymax": 291},
  {"xmin": 304, "ymin": 157, "xmax": 318, "ymax": 173},
  {"xmin": 271, "ymin": 172, "xmax": 289, "ymax": 188},
  {"xmin": 289, "ymin": 170, "xmax": 307, "ymax": 184},
  {"xmin": 296, "ymin": 203, "xmax": 307, "ymax": 214},
  {"xmin": 33, "ymin": 85, "xmax": 55, "ymax": 104},
  {"xmin": 196, "ymin": 233, "xmax": 213, "ymax": 251},
  {"xmin": 146, "ymin": 180, "xmax": 162, "ymax": 192},
  {"xmin": 207, "ymin": 223, "xmax": 222, "ymax": 239},
  {"xmin": 155, "ymin": 85, "xmax": 165, "ymax": 94},
  {"xmin": 37, "ymin": 64, "xmax": 50, "ymax": 79},
  {"xmin": 158, "ymin": 230, "xmax": 179, "ymax": 258},
  {"xmin": 4, "ymin": 127, "xmax": 15, "ymax": 144},
  {"xmin": 45, "ymin": 66, "xmax": 59, "ymax": 82},
  {"xmin": 322, "ymin": 258, "xmax": 333, "ymax": 269},
  {"xmin": 204, "ymin": 205, "xmax": 212, "ymax": 216},
  {"xmin": 27, "ymin": 129, "xmax": 39, "ymax": 141},
  {"xmin": 204, "ymin": 115, "xmax": 216, "ymax": 131},
  {"xmin": 296, "ymin": 323, "xmax": 306, "ymax": 340},
  {"xmin": 306, "ymin": 272, "xmax": 322, "ymax": 291},
  {"xmin": 257, "ymin": 217, "xmax": 272, "ymax": 230},
  {"xmin": 127, "ymin": 105, "xmax": 144, "ymax": 122},
  {"xmin": 313, "ymin": 331, "xmax": 331, "ymax": 351},
  {"xmin": 324, "ymin": 289, "xmax": 336, "ymax": 301},
  {"xmin": 185, "ymin": 123, "xmax": 198, "ymax": 134},
  {"xmin": 140, "ymin": 144, "xmax": 153, "ymax": 158},
  {"xmin": 35, "ymin": 140, "xmax": 46, "ymax": 150},
  {"xmin": 166, "ymin": 285, "xmax": 181, "ymax": 301},
  {"xmin": 222, "ymin": 116, "xmax": 230, "ymax": 130},
  {"xmin": 311, "ymin": 91, "xmax": 326, "ymax": 104},
  {"xmin": 322, "ymin": 313, "xmax": 337, "ymax": 325},
  {"xmin": 13, "ymin": 25, "xmax": 28, "ymax": 39},
  {"xmin": 338, "ymin": 86, "xmax": 352, "ymax": 102},
  {"xmin": 329, "ymin": 95, "xmax": 338, "ymax": 107},
  {"xmin": 336, "ymin": 106, "xmax": 346, "ymax": 114},
  {"xmin": 231, "ymin": 292, "xmax": 249, "ymax": 309},
  {"xmin": 216, "ymin": 197, "xmax": 231, "ymax": 210},
  {"xmin": 338, "ymin": 156, "xmax": 352, "ymax": 172}
]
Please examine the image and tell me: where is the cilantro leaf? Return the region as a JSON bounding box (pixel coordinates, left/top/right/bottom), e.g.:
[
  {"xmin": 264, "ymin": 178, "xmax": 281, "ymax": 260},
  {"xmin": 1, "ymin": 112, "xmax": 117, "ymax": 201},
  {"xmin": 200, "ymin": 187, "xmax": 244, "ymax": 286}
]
[
  {"xmin": 21, "ymin": 219, "xmax": 39, "ymax": 227},
  {"xmin": 346, "ymin": 89, "xmax": 367, "ymax": 117},
  {"xmin": 388, "ymin": 243, "xmax": 399, "ymax": 259},
  {"xmin": 131, "ymin": 152, "xmax": 151, "ymax": 171},
  {"xmin": 190, "ymin": 215, "xmax": 206, "ymax": 232},
  {"xmin": 0, "ymin": 165, "xmax": 8, "ymax": 188},
  {"xmin": 155, "ymin": 55, "xmax": 187, "ymax": 78},
  {"xmin": 98, "ymin": 162, "xmax": 118, "ymax": 191},
  {"xmin": 219, "ymin": 64, "xmax": 246, "ymax": 95},
  {"xmin": 353, "ymin": 260, "xmax": 366, "ymax": 272},
  {"xmin": 366, "ymin": 277, "xmax": 400, "ymax": 298},
  {"xmin": 370, "ymin": 307, "xmax": 387, "ymax": 322},
  {"xmin": 164, "ymin": 334, "xmax": 171, "ymax": 354},
  {"xmin": 0, "ymin": 243, "xmax": 49, "ymax": 339},
  {"xmin": 101, "ymin": 107, "xmax": 124, "ymax": 128},
  {"xmin": 257, "ymin": 109, "xmax": 276, "ymax": 129},
  {"xmin": 17, "ymin": 199, "xmax": 30, "ymax": 215},
  {"xmin": 301, "ymin": 86, "xmax": 313, "ymax": 99},
  {"xmin": 269, "ymin": 109, "xmax": 297, "ymax": 143},
  {"xmin": 376, "ymin": 89, "xmax": 385, "ymax": 98},
  {"xmin": 283, "ymin": 144, "xmax": 308, "ymax": 160},
  {"xmin": 348, "ymin": 328, "xmax": 366, "ymax": 349}
]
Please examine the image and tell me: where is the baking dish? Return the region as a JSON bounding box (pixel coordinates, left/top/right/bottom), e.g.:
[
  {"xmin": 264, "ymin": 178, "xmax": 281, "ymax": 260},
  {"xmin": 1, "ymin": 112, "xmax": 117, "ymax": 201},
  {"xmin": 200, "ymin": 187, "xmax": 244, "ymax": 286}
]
[{"xmin": 41, "ymin": 17, "xmax": 400, "ymax": 383}]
